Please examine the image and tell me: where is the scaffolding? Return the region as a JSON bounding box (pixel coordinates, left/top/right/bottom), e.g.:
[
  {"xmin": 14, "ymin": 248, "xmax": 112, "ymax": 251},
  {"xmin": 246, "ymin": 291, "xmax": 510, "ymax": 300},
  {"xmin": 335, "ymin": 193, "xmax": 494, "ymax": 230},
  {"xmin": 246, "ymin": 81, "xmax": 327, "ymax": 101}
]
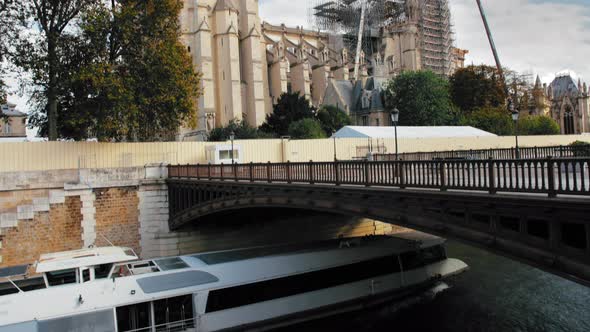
[
  {"xmin": 419, "ymin": 0, "xmax": 454, "ymax": 75},
  {"xmin": 309, "ymin": 0, "xmax": 456, "ymax": 76}
]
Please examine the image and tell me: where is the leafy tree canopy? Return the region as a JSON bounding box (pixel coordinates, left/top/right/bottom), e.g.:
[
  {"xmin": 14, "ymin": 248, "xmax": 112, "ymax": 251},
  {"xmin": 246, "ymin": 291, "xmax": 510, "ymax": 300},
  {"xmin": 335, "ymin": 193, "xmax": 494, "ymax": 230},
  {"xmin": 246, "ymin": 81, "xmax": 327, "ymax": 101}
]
[
  {"xmin": 517, "ymin": 115, "xmax": 560, "ymax": 136},
  {"xmin": 461, "ymin": 107, "xmax": 514, "ymax": 136},
  {"xmin": 208, "ymin": 120, "xmax": 271, "ymax": 141},
  {"xmin": 288, "ymin": 118, "xmax": 326, "ymax": 139},
  {"xmin": 383, "ymin": 71, "xmax": 455, "ymax": 126},
  {"xmin": 450, "ymin": 65, "xmax": 506, "ymax": 114},
  {"xmin": 14, "ymin": 0, "xmax": 202, "ymax": 141},
  {"xmin": 316, "ymin": 105, "xmax": 351, "ymax": 136},
  {"xmin": 260, "ymin": 92, "xmax": 316, "ymax": 137}
]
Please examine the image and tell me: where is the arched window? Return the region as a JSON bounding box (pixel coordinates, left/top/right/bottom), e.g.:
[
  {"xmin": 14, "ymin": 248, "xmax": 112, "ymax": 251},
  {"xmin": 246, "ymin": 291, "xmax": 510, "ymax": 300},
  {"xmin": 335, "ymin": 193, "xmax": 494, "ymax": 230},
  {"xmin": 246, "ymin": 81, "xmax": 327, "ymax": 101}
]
[{"xmin": 564, "ymin": 106, "xmax": 575, "ymax": 134}]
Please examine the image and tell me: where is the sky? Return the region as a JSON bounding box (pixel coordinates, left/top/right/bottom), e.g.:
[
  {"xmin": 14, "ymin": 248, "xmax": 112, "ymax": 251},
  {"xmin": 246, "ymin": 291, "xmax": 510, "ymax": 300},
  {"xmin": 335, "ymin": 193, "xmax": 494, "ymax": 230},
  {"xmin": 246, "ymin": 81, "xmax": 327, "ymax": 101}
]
[
  {"xmin": 4, "ymin": 0, "xmax": 590, "ymax": 118},
  {"xmin": 259, "ymin": 0, "xmax": 590, "ymax": 84}
]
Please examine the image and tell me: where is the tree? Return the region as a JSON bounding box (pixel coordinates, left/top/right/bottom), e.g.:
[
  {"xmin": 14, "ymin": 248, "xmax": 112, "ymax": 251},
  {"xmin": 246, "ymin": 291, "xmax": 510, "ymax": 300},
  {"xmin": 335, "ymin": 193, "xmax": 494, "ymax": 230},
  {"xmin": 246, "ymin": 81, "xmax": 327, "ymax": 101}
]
[
  {"xmin": 383, "ymin": 71, "xmax": 454, "ymax": 126},
  {"xmin": 316, "ymin": 105, "xmax": 351, "ymax": 136},
  {"xmin": 13, "ymin": 0, "xmax": 96, "ymax": 141},
  {"xmin": 0, "ymin": 0, "xmax": 17, "ymax": 114},
  {"xmin": 517, "ymin": 115, "xmax": 560, "ymax": 136},
  {"xmin": 287, "ymin": 118, "xmax": 326, "ymax": 139},
  {"xmin": 20, "ymin": 0, "xmax": 202, "ymax": 141},
  {"xmin": 208, "ymin": 120, "xmax": 269, "ymax": 141},
  {"xmin": 449, "ymin": 65, "xmax": 506, "ymax": 114},
  {"xmin": 260, "ymin": 92, "xmax": 316, "ymax": 137},
  {"xmin": 461, "ymin": 107, "xmax": 513, "ymax": 136}
]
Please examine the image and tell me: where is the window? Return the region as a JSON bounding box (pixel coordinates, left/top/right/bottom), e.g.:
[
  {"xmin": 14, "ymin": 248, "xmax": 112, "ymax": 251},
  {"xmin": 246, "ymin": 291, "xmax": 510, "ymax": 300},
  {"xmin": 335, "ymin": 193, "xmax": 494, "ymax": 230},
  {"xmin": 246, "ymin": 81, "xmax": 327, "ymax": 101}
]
[
  {"xmin": 3, "ymin": 122, "xmax": 11, "ymax": 134},
  {"xmin": 154, "ymin": 295, "xmax": 194, "ymax": 331},
  {"xmin": 205, "ymin": 254, "xmax": 401, "ymax": 313},
  {"xmin": 362, "ymin": 116, "xmax": 369, "ymax": 126},
  {"xmin": 94, "ymin": 263, "xmax": 113, "ymax": 279},
  {"xmin": 400, "ymin": 245, "xmax": 446, "ymax": 271},
  {"xmin": 375, "ymin": 118, "xmax": 380, "ymax": 126},
  {"xmin": 361, "ymin": 95, "xmax": 370, "ymax": 109},
  {"xmin": 116, "ymin": 302, "xmax": 151, "ymax": 332},
  {"xmin": 46, "ymin": 269, "xmax": 77, "ymax": 286},
  {"xmin": 564, "ymin": 106, "xmax": 575, "ymax": 134}
]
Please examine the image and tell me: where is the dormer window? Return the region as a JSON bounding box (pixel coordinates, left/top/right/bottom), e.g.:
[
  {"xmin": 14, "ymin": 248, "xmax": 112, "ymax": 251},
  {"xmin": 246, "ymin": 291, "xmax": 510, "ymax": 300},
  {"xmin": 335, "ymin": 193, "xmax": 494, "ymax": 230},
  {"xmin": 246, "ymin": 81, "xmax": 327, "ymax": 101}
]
[{"xmin": 361, "ymin": 94, "xmax": 370, "ymax": 109}]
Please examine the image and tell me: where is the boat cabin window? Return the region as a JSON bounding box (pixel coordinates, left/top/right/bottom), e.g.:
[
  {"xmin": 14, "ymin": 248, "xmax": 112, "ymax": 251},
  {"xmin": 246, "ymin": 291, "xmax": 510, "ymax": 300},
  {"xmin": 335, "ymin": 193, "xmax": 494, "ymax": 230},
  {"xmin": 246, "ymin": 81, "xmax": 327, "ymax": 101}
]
[
  {"xmin": 111, "ymin": 264, "xmax": 132, "ymax": 278},
  {"xmin": 81, "ymin": 268, "xmax": 91, "ymax": 283},
  {"xmin": 154, "ymin": 295, "xmax": 194, "ymax": 331},
  {"xmin": 94, "ymin": 263, "xmax": 113, "ymax": 279},
  {"xmin": 206, "ymin": 254, "xmax": 401, "ymax": 313},
  {"xmin": 46, "ymin": 269, "xmax": 77, "ymax": 286},
  {"xmin": 400, "ymin": 245, "xmax": 446, "ymax": 271},
  {"xmin": 116, "ymin": 301, "xmax": 151, "ymax": 332},
  {"xmin": 116, "ymin": 295, "xmax": 195, "ymax": 332}
]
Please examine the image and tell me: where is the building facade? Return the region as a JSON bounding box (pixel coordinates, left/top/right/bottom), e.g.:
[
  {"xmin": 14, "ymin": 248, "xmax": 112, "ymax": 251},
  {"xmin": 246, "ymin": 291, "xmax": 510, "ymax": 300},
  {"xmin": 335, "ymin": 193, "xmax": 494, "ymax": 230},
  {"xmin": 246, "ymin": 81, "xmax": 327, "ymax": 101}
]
[
  {"xmin": 0, "ymin": 103, "xmax": 26, "ymax": 140},
  {"xmin": 531, "ymin": 74, "xmax": 590, "ymax": 135},
  {"xmin": 179, "ymin": 0, "xmax": 467, "ymax": 137}
]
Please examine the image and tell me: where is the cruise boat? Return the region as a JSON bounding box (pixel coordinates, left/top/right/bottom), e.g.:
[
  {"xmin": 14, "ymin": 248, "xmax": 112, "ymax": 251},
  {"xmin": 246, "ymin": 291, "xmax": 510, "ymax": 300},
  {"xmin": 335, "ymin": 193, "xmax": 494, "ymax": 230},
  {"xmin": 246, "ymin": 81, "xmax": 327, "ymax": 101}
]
[{"xmin": 0, "ymin": 233, "xmax": 467, "ymax": 331}]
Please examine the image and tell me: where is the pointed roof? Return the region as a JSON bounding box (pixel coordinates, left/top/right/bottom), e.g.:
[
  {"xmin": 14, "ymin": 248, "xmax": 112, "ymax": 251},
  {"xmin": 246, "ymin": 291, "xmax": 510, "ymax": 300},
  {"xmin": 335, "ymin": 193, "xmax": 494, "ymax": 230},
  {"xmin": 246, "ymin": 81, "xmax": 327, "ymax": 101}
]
[
  {"xmin": 550, "ymin": 75, "xmax": 579, "ymax": 99},
  {"xmin": 534, "ymin": 75, "xmax": 542, "ymax": 89}
]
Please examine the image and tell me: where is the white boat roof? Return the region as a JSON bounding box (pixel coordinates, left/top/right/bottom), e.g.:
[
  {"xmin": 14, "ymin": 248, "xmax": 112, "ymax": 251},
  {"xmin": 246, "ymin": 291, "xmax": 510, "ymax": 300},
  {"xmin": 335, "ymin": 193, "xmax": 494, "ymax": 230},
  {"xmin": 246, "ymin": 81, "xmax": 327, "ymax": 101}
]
[
  {"xmin": 36, "ymin": 246, "xmax": 138, "ymax": 273},
  {"xmin": 333, "ymin": 126, "xmax": 497, "ymax": 139}
]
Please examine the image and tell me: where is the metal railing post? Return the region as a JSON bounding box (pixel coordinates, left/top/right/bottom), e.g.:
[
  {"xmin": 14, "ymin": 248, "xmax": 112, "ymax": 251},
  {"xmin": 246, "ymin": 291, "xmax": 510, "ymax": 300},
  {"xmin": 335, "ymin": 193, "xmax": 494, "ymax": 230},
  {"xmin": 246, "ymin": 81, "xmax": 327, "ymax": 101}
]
[
  {"xmin": 399, "ymin": 160, "xmax": 406, "ymax": 189},
  {"xmin": 364, "ymin": 159, "xmax": 370, "ymax": 187},
  {"xmin": 234, "ymin": 162, "xmax": 238, "ymax": 182},
  {"xmin": 439, "ymin": 160, "xmax": 447, "ymax": 191},
  {"xmin": 249, "ymin": 162, "xmax": 254, "ymax": 182},
  {"xmin": 208, "ymin": 163, "xmax": 211, "ymax": 180},
  {"xmin": 286, "ymin": 161, "xmax": 291, "ymax": 184},
  {"xmin": 196, "ymin": 163, "xmax": 200, "ymax": 180},
  {"xmin": 547, "ymin": 156, "xmax": 557, "ymax": 197},
  {"xmin": 267, "ymin": 161, "xmax": 272, "ymax": 183},
  {"xmin": 309, "ymin": 160, "xmax": 315, "ymax": 184},
  {"xmin": 220, "ymin": 163, "xmax": 224, "ymax": 181},
  {"xmin": 335, "ymin": 161, "xmax": 340, "ymax": 186},
  {"xmin": 488, "ymin": 157, "xmax": 496, "ymax": 194}
]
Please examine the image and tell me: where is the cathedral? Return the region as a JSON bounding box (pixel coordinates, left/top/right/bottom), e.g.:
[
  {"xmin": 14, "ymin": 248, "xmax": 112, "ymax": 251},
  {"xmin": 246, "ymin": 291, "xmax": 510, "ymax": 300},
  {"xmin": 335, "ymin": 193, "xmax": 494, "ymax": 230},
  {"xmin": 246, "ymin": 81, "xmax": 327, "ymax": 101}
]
[
  {"xmin": 178, "ymin": 0, "xmax": 467, "ymax": 139},
  {"xmin": 531, "ymin": 74, "xmax": 590, "ymax": 135}
]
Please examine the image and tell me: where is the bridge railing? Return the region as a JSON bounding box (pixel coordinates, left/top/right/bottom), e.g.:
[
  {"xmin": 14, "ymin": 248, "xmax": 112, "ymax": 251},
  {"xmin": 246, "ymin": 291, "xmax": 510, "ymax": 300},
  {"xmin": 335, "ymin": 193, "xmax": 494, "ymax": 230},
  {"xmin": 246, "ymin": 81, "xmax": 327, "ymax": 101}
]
[
  {"xmin": 374, "ymin": 145, "xmax": 590, "ymax": 161},
  {"xmin": 169, "ymin": 157, "xmax": 590, "ymax": 197}
]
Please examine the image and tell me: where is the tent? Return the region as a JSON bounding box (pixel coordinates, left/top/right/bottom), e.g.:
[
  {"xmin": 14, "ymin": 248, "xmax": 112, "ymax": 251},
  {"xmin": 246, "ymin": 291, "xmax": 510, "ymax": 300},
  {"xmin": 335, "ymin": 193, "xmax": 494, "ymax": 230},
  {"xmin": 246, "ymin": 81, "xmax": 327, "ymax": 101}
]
[{"xmin": 332, "ymin": 126, "xmax": 496, "ymax": 139}]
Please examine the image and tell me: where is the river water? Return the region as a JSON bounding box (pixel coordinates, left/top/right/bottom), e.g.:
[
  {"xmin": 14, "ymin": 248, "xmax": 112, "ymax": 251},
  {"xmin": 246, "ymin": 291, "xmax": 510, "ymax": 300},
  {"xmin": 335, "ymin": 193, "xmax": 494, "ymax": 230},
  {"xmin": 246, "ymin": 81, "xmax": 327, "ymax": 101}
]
[{"xmin": 279, "ymin": 241, "xmax": 590, "ymax": 332}]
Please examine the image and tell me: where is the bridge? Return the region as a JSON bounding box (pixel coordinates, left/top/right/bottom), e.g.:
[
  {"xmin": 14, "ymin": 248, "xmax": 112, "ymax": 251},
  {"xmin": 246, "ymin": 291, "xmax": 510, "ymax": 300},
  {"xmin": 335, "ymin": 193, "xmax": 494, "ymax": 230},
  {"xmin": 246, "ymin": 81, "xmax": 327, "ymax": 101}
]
[{"xmin": 167, "ymin": 156, "xmax": 590, "ymax": 286}]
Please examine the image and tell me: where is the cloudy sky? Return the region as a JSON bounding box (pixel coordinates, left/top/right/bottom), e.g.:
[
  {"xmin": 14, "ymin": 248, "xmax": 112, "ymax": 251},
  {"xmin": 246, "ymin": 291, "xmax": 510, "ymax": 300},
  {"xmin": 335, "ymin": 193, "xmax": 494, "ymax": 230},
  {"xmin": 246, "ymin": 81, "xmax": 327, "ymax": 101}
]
[
  {"xmin": 260, "ymin": 0, "xmax": 590, "ymax": 84},
  {"xmin": 5, "ymin": 0, "xmax": 590, "ymax": 113}
]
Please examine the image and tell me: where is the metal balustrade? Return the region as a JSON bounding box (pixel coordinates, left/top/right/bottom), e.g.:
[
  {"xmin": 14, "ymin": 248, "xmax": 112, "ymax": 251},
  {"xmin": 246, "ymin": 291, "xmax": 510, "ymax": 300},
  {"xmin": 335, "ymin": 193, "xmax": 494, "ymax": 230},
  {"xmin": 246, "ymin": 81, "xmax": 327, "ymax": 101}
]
[
  {"xmin": 374, "ymin": 145, "xmax": 590, "ymax": 162},
  {"xmin": 169, "ymin": 157, "xmax": 590, "ymax": 197}
]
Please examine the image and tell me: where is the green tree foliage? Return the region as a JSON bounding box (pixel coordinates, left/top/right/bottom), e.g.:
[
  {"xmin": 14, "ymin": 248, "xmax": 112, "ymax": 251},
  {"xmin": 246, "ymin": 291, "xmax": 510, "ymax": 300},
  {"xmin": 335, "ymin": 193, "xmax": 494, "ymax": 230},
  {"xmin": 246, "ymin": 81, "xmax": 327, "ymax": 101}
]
[
  {"xmin": 208, "ymin": 120, "xmax": 270, "ymax": 142},
  {"xmin": 449, "ymin": 65, "xmax": 506, "ymax": 114},
  {"xmin": 569, "ymin": 140, "xmax": 590, "ymax": 157},
  {"xmin": 0, "ymin": 0, "xmax": 18, "ymax": 117},
  {"xmin": 287, "ymin": 118, "xmax": 326, "ymax": 139},
  {"xmin": 383, "ymin": 71, "xmax": 455, "ymax": 126},
  {"xmin": 15, "ymin": 0, "xmax": 201, "ymax": 141},
  {"xmin": 12, "ymin": 0, "xmax": 96, "ymax": 140},
  {"xmin": 461, "ymin": 107, "xmax": 514, "ymax": 136},
  {"xmin": 260, "ymin": 92, "xmax": 316, "ymax": 137},
  {"xmin": 316, "ymin": 105, "xmax": 351, "ymax": 136},
  {"xmin": 517, "ymin": 115, "xmax": 560, "ymax": 136}
]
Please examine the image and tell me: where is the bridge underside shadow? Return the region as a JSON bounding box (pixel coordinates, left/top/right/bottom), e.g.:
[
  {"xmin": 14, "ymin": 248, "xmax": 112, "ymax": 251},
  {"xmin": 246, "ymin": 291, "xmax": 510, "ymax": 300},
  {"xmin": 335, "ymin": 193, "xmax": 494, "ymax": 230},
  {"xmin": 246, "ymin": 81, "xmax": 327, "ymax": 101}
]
[{"xmin": 168, "ymin": 179, "xmax": 590, "ymax": 286}]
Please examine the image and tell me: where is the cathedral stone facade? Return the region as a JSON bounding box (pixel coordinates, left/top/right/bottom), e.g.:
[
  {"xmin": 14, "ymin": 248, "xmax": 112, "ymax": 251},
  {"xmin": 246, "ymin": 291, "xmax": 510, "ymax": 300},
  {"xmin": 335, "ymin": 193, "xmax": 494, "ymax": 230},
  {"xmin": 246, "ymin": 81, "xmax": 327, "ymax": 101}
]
[
  {"xmin": 178, "ymin": 0, "xmax": 467, "ymax": 139},
  {"xmin": 531, "ymin": 75, "xmax": 590, "ymax": 135}
]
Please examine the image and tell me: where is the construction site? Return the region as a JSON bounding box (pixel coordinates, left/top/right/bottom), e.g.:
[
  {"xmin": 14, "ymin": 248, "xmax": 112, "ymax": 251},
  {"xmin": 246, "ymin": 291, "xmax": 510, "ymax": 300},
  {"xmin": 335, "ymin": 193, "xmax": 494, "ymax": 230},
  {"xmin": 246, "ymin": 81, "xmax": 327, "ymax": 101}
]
[{"xmin": 310, "ymin": 0, "xmax": 467, "ymax": 77}]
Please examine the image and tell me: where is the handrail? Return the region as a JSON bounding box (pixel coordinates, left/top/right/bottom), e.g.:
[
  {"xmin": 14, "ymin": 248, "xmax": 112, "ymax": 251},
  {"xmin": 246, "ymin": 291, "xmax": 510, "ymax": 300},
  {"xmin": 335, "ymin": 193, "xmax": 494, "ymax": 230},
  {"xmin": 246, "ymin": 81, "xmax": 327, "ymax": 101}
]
[
  {"xmin": 168, "ymin": 157, "xmax": 590, "ymax": 198},
  {"xmin": 374, "ymin": 145, "xmax": 590, "ymax": 161}
]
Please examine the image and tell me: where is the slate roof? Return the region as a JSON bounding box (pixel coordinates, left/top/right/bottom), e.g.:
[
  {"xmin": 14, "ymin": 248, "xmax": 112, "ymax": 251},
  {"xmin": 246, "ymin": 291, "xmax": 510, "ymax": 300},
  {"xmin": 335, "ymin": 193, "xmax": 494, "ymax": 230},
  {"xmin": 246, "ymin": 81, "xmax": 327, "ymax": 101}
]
[
  {"xmin": 550, "ymin": 75, "xmax": 579, "ymax": 100},
  {"xmin": 1, "ymin": 104, "xmax": 26, "ymax": 117}
]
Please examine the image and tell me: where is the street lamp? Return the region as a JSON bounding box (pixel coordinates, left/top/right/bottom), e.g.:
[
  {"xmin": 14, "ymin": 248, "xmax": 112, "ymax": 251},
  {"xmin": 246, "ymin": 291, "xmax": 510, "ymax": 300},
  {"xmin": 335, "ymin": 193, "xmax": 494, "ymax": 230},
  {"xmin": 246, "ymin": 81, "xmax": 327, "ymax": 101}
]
[
  {"xmin": 332, "ymin": 130, "xmax": 337, "ymax": 161},
  {"xmin": 509, "ymin": 101, "xmax": 520, "ymax": 159},
  {"xmin": 229, "ymin": 131, "xmax": 235, "ymax": 164},
  {"xmin": 390, "ymin": 108, "xmax": 400, "ymax": 160}
]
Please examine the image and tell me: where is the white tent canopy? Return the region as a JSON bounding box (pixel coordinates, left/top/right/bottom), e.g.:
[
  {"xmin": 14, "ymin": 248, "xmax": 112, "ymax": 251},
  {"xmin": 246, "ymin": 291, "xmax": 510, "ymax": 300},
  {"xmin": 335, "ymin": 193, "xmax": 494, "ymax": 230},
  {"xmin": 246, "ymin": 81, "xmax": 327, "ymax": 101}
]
[{"xmin": 332, "ymin": 126, "xmax": 496, "ymax": 139}]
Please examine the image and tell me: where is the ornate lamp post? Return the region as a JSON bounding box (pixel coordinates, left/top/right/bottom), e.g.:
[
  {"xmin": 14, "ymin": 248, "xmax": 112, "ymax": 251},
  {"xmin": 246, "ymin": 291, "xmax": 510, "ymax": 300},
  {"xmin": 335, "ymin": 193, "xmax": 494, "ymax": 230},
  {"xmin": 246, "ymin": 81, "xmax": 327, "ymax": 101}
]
[
  {"xmin": 390, "ymin": 108, "xmax": 400, "ymax": 160},
  {"xmin": 229, "ymin": 131, "xmax": 235, "ymax": 164},
  {"xmin": 510, "ymin": 102, "xmax": 520, "ymax": 159}
]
